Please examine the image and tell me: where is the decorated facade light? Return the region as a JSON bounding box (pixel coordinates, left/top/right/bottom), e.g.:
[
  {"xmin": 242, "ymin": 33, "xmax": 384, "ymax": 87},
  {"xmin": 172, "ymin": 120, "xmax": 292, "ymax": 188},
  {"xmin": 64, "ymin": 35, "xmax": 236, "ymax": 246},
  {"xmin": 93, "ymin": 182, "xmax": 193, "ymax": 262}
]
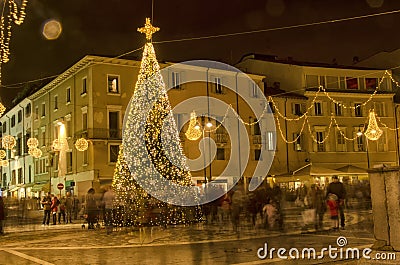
[
  {"xmin": 52, "ymin": 138, "xmax": 68, "ymax": 151},
  {"xmin": 31, "ymin": 148, "xmax": 42, "ymax": 158},
  {"xmin": 0, "ymin": 102, "xmax": 5, "ymax": 117},
  {"xmin": 75, "ymin": 138, "xmax": 89, "ymax": 152},
  {"xmin": 0, "ymin": 149, "xmax": 6, "ymax": 159},
  {"xmin": 1, "ymin": 159, "xmax": 8, "ymax": 167},
  {"xmin": 27, "ymin": 137, "xmax": 39, "ymax": 149},
  {"xmin": 364, "ymin": 110, "xmax": 383, "ymax": 141},
  {"xmin": 2, "ymin": 135, "xmax": 16, "ymax": 149},
  {"xmin": 28, "ymin": 148, "xmax": 36, "ymax": 156},
  {"xmin": 185, "ymin": 111, "xmax": 202, "ymax": 141}
]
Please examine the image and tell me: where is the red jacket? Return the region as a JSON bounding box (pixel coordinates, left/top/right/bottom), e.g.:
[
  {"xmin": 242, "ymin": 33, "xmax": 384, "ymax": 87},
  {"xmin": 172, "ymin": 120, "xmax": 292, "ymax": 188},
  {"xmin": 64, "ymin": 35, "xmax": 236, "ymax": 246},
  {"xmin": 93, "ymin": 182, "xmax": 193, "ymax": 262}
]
[{"xmin": 327, "ymin": 199, "xmax": 338, "ymax": 216}]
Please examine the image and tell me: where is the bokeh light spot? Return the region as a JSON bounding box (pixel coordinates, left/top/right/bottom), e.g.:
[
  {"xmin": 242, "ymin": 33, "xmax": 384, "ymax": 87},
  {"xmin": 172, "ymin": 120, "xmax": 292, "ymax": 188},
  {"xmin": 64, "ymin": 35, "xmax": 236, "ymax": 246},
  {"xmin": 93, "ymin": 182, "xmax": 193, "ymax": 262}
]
[{"xmin": 42, "ymin": 19, "xmax": 62, "ymax": 40}]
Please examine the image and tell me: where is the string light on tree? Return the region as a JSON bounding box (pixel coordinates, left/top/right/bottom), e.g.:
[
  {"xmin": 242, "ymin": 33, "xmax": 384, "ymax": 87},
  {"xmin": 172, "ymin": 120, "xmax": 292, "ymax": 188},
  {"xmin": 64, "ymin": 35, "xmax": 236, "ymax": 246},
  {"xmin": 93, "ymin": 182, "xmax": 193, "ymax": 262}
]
[
  {"xmin": 2, "ymin": 135, "xmax": 16, "ymax": 149},
  {"xmin": 75, "ymin": 138, "xmax": 88, "ymax": 152},
  {"xmin": 364, "ymin": 110, "xmax": 383, "ymax": 141},
  {"xmin": 185, "ymin": 111, "xmax": 202, "ymax": 141}
]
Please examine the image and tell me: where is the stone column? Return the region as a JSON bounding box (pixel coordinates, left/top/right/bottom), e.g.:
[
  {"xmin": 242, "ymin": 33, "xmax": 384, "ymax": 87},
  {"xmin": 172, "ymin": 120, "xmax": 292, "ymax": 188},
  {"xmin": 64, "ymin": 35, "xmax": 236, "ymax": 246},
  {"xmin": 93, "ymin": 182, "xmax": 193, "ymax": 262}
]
[{"xmin": 368, "ymin": 166, "xmax": 400, "ymax": 251}]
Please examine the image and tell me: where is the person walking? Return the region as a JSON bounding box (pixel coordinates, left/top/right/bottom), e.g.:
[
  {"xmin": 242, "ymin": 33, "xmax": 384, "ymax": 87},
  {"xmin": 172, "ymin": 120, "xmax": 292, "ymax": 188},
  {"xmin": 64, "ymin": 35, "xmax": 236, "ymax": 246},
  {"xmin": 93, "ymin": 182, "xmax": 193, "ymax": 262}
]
[
  {"xmin": 51, "ymin": 196, "xmax": 59, "ymax": 225},
  {"xmin": 41, "ymin": 192, "xmax": 52, "ymax": 226},
  {"xmin": 58, "ymin": 197, "xmax": 66, "ymax": 224},
  {"xmin": 327, "ymin": 193, "xmax": 339, "ymax": 230},
  {"xmin": 310, "ymin": 184, "xmax": 326, "ymax": 230},
  {"xmin": 86, "ymin": 188, "xmax": 97, "ymax": 229},
  {"xmin": 65, "ymin": 192, "xmax": 73, "ymax": 224},
  {"xmin": 0, "ymin": 196, "xmax": 5, "ymax": 235},
  {"xmin": 326, "ymin": 176, "xmax": 346, "ymax": 229},
  {"xmin": 102, "ymin": 186, "xmax": 115, "ymax": 234}
]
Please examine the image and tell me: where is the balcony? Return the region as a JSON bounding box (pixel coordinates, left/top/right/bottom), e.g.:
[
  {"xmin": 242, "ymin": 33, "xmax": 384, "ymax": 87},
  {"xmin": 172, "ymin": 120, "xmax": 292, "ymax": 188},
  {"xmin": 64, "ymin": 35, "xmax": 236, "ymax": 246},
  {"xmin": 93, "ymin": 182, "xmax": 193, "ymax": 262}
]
[
  {"xmin": 74, "ymin": 128, "xmax": 122, "ymax": 140},
  {"xmin": 214, "ymin": 133, "xmax": 228, "ymax": 144},
  {"xmin": 252, "ymin": 135, "xmax": 262, "ymax": 145}
]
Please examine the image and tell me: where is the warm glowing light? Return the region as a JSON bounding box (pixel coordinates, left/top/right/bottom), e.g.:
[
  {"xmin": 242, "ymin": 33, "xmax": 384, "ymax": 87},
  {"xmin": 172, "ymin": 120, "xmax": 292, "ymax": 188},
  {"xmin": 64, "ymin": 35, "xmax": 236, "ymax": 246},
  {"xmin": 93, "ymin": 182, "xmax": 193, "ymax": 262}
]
[
  {"xmin": 185, "ymin": 111, "xmax": 202, "ymax": 141},
  {"xmin": 0, "ymin": 103, "xmax": 5, "ymax": 117},
  {"xmin": 0, "ymin": 150, "xmax": 6, "ymax": 159},
  {"xmin": 31, "ymin": 148, "xmax": 42, "ymax": 158},
  {"xmin": 52, "ymin": 138, "xmax": 68, "ymax": 151},
  {"xmin": 0, "ymin": 159, "xmax": 8, "ymax": 167},
  {"xmin": 27, "ymin": 137, "xmax": 39, "ymax": 149},
  {"xmin": 206, "ymin": 122, "xmax": 213, "ymax": 128},
  {"xmin": 2, "ymin": 135, "xmax": 16, "ymax": 149},
  {"xmin": 356, "ymin": 130, "xmax": 363, "ymax": 137},
  {"xmin": 42, "ymin": 19, "xmax": 62, "ymax": 40},
  {"xmin": 75, "ymin": 138, "xmax": 89, "ymax": 152},
  {"xmin": 364, "ymin": 110, "xmax": 383, "ymax": 141},
  {"xmin": 137, "ymin": 18, "xmax": 159, "ymax": 41}
]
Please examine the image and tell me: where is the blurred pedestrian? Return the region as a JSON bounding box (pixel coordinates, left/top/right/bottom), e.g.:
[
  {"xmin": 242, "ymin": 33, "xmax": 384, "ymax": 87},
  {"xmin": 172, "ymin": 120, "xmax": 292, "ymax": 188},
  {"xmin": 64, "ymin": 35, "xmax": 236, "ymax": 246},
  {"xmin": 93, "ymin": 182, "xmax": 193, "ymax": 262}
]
[
  {"xmin": 51, "ymin": 196, "xmax": 59, "ymax": 225},
  {"xmin": 0, "ymin": 196, "xmax": 5, "ymax": 235},
  {"xmin": 327, "ymin": 193, "xmax": 339, "ymax": 230},
  {"xmin": 58, "ymin": 197, "xmax": 66, "ymax": 224},
  {"xmin": 102, "ymin": 186, "xmax": 115, "ymax": 234},
  {"xmin": 230, "ymin": 186, "xmax": 244, "ymax": 232},
  {"xmin": 326, "ymin": 176, "xmax": 346, "ymax": 229},
  {"xmin": 41, "ymin": 192, "xmax": 52, "ymax": 226},
  {"xmin": 86, "ymin": 188, "xmax": 97, "ymax": 229},
  {"xmin": 65, "ymin": 192, "xmax": 73, "ymax": 223}
]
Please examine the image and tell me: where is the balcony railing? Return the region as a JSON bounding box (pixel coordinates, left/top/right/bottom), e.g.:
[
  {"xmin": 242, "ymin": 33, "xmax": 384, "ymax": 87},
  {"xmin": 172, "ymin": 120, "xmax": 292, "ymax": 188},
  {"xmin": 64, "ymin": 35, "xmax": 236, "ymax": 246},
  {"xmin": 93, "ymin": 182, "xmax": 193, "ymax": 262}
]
[
  {"xmin": 214, "ymin": 133, "xmax": 228, "ymax": 144},
  {"xmin": 252, "ymin": 135, "xmax": 262, "ymax": 145},
  {"xmin": 74, "ymin": 128, "xmax": 122, "ymax": 140}
]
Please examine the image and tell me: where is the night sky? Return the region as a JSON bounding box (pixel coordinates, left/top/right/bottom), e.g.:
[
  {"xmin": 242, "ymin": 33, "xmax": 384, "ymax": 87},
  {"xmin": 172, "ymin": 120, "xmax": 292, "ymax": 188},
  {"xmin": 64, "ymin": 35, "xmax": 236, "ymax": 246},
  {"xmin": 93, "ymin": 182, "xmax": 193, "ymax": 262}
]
[{"xmin": 1, "ymin": 0, "xmax": 400, "ymax": 107}]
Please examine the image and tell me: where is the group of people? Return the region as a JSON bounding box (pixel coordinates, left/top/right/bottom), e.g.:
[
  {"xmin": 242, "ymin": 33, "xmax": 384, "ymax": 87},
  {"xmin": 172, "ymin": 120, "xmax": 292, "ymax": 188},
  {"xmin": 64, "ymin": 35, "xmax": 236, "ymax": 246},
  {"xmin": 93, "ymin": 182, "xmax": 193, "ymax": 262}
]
[
  {"xmin": 297, "ymin": 176, "xmax": 347, "ymax": 230},
  {"xmin": 41, "ymin": 191, "xmax": 75, "ymax": 226}
]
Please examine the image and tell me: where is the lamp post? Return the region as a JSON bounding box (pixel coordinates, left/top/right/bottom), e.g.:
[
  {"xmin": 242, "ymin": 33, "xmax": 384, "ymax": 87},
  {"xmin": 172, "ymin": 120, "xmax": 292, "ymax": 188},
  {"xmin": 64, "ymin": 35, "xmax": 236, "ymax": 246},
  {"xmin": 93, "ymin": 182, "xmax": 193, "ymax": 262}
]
[{"xmin": 48, "ymin": 151, "xmax": 55, "ymax": 194}]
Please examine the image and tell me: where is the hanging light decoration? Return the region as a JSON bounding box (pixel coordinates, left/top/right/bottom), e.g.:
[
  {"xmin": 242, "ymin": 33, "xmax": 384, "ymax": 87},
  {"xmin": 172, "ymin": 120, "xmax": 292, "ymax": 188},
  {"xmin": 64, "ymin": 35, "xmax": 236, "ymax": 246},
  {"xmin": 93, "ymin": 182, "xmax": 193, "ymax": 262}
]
[
  {"xmin": 27, "ymin": 137, "xmax": 39, "ymax": 149},
  {"xmin": 31, "ymin": 148, "xmax": 42, "ymax": 158},
  {"xmin": 364, "ymin": 110, "xmax": 383, "ymax": 141},
  {"xmin": 0, "ymin": 149, "xmax": 6, "ymax": 159},
  {"xmin": 1, "ymin": 159, "xmax": 8, "ymax": 167},
  {"xmin": 2, "ymin": 135, "xmax": 16, "ymax": 149},
  {"xmin": 0, "ymin": 103, "xmax": 5, "ymax": 117},
  {"xmin": 75, "ymin": 138, "xmax": 88, "ymax": 152},
  {"xmin": 185, "ymin": 111, "xmax": 202, "ymax": 141},
  {"xmin": 28, "ymin": 148, "xmax": 36, "ymax": 156},
  {"xmin": 52, "ymin": 138, "xmax": 68, "ymax": 151}
]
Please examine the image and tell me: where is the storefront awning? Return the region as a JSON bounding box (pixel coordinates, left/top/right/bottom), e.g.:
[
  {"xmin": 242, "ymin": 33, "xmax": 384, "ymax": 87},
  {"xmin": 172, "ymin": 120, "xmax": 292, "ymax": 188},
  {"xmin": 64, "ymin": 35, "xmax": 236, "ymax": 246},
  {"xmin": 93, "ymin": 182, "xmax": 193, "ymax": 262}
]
[
  {"xmin": 31, "ymin": 183, "xmax": 49, "ymax": 192},
  {"xmin": 335, "ymin": 165, "xmax": 368, "ymax": 175}
]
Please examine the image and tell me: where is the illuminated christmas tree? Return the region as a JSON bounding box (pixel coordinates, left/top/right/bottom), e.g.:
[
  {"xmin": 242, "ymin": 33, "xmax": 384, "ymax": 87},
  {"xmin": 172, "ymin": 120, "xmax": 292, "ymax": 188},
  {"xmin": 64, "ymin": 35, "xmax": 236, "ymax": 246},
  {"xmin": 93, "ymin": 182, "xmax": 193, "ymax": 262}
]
[{"xmin": 119, "ymin": 18, "xmax": 201, "ymax": 226}]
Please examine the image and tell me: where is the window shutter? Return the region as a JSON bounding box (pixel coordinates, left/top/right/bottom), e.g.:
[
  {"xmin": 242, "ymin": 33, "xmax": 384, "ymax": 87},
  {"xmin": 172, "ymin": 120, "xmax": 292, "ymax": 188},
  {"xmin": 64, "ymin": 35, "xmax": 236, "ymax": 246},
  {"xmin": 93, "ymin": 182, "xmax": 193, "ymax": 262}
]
[
  {"xmin": 322, "ymin": 102, "xmax": 328, "ymax": 116},
  {"xmin": 180, "ymin": 71, "xmax": 186, "ymax": 89},
  {"xmin": 353, "ymin": 129, "xmax": 359, "ymax": 151},
  {"xmin": 313, "ymin": 132, "xmax": 317, "ymax": 152},
  {"xmin": 350, "ymin": 102, "xmax": 354, "ymax": 117},
  {"xmin": 325, "ymin": 133, "xmax": 330, "ymax": 152},
  {"xmin": 301, "ymin": 103, "xmax": 306, "ymax": 114},
  {"xmin": 291, "ymin": 103, "xmax": 295, "ymax": 115}
]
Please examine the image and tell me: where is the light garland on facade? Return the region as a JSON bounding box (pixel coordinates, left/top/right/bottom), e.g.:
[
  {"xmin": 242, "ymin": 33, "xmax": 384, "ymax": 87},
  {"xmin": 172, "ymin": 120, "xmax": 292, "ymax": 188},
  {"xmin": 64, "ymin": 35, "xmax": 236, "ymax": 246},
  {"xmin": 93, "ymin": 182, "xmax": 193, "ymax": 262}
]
[
  {"xmin": 31, "ymin": 147, "xmax": 42, "ymax": 158},
  {"xmin": 52, "ymin": 138, "xmax": 68, "ymax": 151},
  {"xmin": 2, "ymin": 135, "xmax": 15, "ymax": 149},
  {"xmin": 75, "ymin": 138, "xmax": 88, "ymax": 152},
  {"xmin": 0, "ymin": 159, "xmax": 8, "ymax": 167}
]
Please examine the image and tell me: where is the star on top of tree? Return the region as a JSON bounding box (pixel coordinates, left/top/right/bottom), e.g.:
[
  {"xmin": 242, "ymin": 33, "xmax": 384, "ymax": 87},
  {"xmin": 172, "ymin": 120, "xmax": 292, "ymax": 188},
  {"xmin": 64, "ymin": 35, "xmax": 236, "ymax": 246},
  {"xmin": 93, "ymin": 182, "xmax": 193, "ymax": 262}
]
[{"xmin": 137, "ymin": 18, "xmax": 159, "ymax": 41}]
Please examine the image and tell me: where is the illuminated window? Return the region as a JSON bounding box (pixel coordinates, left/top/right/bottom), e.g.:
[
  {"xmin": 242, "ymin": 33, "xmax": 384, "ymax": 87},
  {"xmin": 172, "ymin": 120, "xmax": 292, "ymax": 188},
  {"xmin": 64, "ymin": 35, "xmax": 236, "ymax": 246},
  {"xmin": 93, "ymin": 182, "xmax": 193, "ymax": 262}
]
[{"xmin": 108, "ymin": 75, "xmax": 119, "ymax": 93}]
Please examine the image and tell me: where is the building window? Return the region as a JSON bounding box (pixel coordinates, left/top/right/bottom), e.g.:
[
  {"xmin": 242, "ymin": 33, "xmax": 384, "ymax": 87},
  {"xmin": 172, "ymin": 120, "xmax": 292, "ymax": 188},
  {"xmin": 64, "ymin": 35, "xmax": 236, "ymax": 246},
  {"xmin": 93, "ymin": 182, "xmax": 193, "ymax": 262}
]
[
  {"xmin": 334, "ymin": 103, "xmax": 343, "ymax": 116},
  {"xmin": 17, "ymin": 110, "xmax": 22, "ymax": 123},
  {"xmin": 28, "ymin": 165, "xmax": 32, "ymax": 183},
  {"xmin": 293, "ymin": 103, "xmax": 304, "ymax": 116},
  {"xmin": 108, "ymin": 75, "xmax": 119, "ymax": 93},
  {"xmin": 66, "ymin": 87, "xmax": 71, "ymax": 103},
  {"xmin": 82, "ymin": 112, "xmax": 88, "ymax": 131},
  {"xmin": 35, "ymin": 106, "xmax": 39, "ymax": 120},
  {"xmin": 374, "ymin": 102, "xmax": 384, "ymax": 117},
  {"xmin": 356, "ymin": 135, "xmax": 365, "ymax": 151},
  {"xmin": 54, "ymin": 95, "xmax": 58, "ymax": 110},
  {"xmin": 314, "ymin": 102, "xmax": 322, "ymax": 116},
  {"xmin": 67, "ymin": 151, "xmax": 73, "ymax": 173},
  {"xmin": 216, "ymin": 148, "xmax": 225, "ymax": 160},
  {"xmin": 316, "ymin": 132, "xmax": 325, "ymax": 152},
  {"xmin": 268, "ymin": 102, "xmax": 275, "ymax": 114},
  {"xmin": 15, "ymin": 136, "xmax": 21, "ymax": 156},
  {"xmin": 3, "ymin": 173, "xmax": 7, "ymax": 187},
  {"xmin": 109, "ymin": 144, "xmax": 119, "ymax": 163},
  {"xmin": 365, "ymin": 78, "xmax": 377, "ymax": 90},
  {"xmin": 254, "ymin": 149, "xmax": 262, "ymax": 160},
  {"xmin": 108, "ymin": 111, "xmax": 120, "ymax": 139},
  {"xmin": 336, "ymin": 130, "xmax": 346, "ymax": 152},
  {"xmin": 171, "ymin": 72, "xmax": 181, "ymax": 89},
  {"xmin": 267, "ymin": 131, "xmax": 276, "ymax": 151},
  {"xmin": 214, "ymin": 77, "xmax": 222, "ymax": 94},
  {"xmin": 83, "ymin": 150, "xmax": 89, "ymax": 165},
  {"xmin": 250, "ymin": 82, "xmax": 258, "ymax": 98},
  {"xmin": 293, "ymin": 133, "xmax": 303, "ymax": 151},
  {"xmin": 82, "ymin": 77, "xmax": 87, "ymax": 95},
  {"xmin": 41, "ymin": 130, "xmax": 46, "ymax": 147},
  {"xmin": 346, "ymin": 77, "xmax": 358, "ymax": 89},
  {"xmin": 354, "ymin": 103, "xmax": 362, "ymax": 117},
  {"xmin": 18, "ymin": 168, "xmax": 23, "ymax": 184},
  {"xmin": 25, "ymin": 103, "xmax": 31, "ymax": 117},
  {"xmin": 41, "ymin": 103, "xmax": 46, "ymax": 117},
  {"xmin": 11, "ymin": 115, "xmax": 15, "ymax": 127},
  {"xmin": 11, "ymin": 170, "xmax": 16, "ymax": 185},
  {"xmin": 253, "ymin": 121, "xmax": 261, "ymax": 136},
  {"xmin": 377, "ymin": 130, "xmax": 387, "ymax": 152},
  {"xmin": 66, "ymin": 116, "xmax": 72, "ymax": 138},
  {"xmin": 305, "ymin": 75, "xmax": 319, "ymax": 88},
  {"xmin": 326, "ymin": 76, "xmax": 339, "ymax": 89},
  {"xmin": 2, "ymin": 122, "xmax": 6, "ymax": 133}
]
